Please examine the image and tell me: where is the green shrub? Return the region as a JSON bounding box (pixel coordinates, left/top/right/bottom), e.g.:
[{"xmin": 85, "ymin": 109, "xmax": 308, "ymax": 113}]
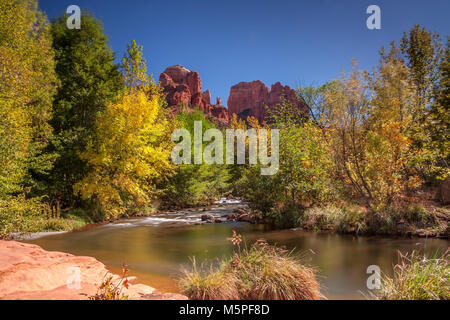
[
  {"xmin": 300, "ymin": 205, "xmax": 367, "ymax": 233},
  {"xmin": 270, "ymin": 205, "xmax": 305, "ymax": 229},
  {"xmin": 364, "ymin": 203, "xmax": 441, "ymax": 235},
  {"xmin": 0, "ymin": 196, "xmax": 44, "ymax": 237},
  {"xmin": 0, "ymin": 195, "xmax": 85, "ymax": 238},
  {"xmin": 39, "ymin": 217, "xmax": 84, "ymax": 231},
  {"xmin": 235, "ymin": 107, "xmax": 334, "ymax": 227},
  {"xmin": 160, "ymin": 109, "xmax": 231, "ymax": 208},
  {"xmin": 404, "ymin": 204, "xmax": 436, "ymax": 224}
]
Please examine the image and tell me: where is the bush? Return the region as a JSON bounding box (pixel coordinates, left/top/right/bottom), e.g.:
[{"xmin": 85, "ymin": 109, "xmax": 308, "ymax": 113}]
[
  {"xmin": 0, "ymin": 195, "xmax": 83, "ymax": 238},
  {"xmin": 179, "ymin": 232, "xmax": 321, "ymax": 300},
  {"xmin": 161, "ymin": 164, "xmax": 230, "ymax": 208},
  {"xmin": 377, "ymin": 250, "xmax": 449, "ymax": 300},
  {"xmin": 0, "ymin": 196, "xmax": 44, "ymax": 237},
  {"xmin": 298, "ymin": 202, "xmax": 445, "ymax": 236},
  {"xmin": 236, "ymin": 118, "xmax": 333, "ymax": 228},
  {"xmin": 300, "ymin": 205, "xmax": 367, "ymax": 234},
  {"xmin": 235, "ymin": 164, "xmax": 284, "ymax": 214},
  {"xmin": 265, "ymin": 205, "xmax": 305, "ymax": 229},
  {"xmin": 404, "ymin": 204, "xmax": 436, "ymax": 224},
  {"xmin": 364, "ymin": 203, "xmax": 443, "ymax": 235},
  {"xmin": 179, "ymin": 259, "xmax": 239, "ymax": 300},
  {"xmin": 90, "ymin": 264, "xmax": 130, "ymax": 300}
]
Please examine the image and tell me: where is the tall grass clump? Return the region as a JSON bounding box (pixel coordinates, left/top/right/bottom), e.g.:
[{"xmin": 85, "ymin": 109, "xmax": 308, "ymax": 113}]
[
  {"xmin": 377, "ymin": 250, "xmax": 449, "ymax": 300},
  {"xmin": 300, "ymin": 205, "xmax": 367, "ymax": 234},
  {"xmin": 178, "ymin": 258, "xmax": 239, "ymax": 300},
  {"xmin": 179, "ymin": 231, "xmax": 321, "ymax": 300}
]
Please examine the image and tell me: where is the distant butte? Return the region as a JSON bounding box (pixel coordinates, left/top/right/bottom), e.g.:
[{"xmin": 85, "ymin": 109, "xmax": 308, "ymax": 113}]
[
  {"xmin": 227, "ymin": 80, "xmax": 308, "ymax": 124},
  {"xmin": 158, "ymin": 65, "xmax": 307, "ymax": 125},
  {"xmin": 159, "ymin": 65, "xmax": 229, "ymax": 125}
]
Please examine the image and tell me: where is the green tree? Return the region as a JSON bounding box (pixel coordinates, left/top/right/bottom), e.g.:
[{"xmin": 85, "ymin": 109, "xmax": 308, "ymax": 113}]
[
  {"xmin": 0, "ymin": 0, "xmax": 57, "ymax": 198},
  {"xmin": 161, "ymin": 109, "xmax": 231, "ymax": 208},
  {"xmin": 0, "ymin": 0, "xmax": 58, "ymax": 235},
  {"xmin": 400, "ymin": 24, "xmax": 443, "ymax": 105},
  {"xmin": 399, "ymin": 25, "xmax": 446, "ymax": 180},
  {"xmin": 235, "ymin": 98, "xmax": 331, "ymax": 227},
  {"xmin": 74, "ymin": 41, "xmax": 174, "ymax": 217},
  {"xmin": 47, "ymin": 12, "xmax": 122, "ymax": 207},
  {"xmin": 429, "ymin": 39, "xmax": 450, "ymax": 177},
  {"xmin": 121, "ymin": 40, "xmax": 153, "ymax": 90}
]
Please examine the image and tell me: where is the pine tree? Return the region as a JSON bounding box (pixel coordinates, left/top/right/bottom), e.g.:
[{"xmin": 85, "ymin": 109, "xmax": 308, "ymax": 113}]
[
  {"xmin": 46, "ymin": 12, "xmax": 123, "ymax": 206},
  {"xmin": 429, "ymin": 39, "xmax": 450, "ymax": 176},
  {"xmin": 400, "ymin": 24, "xmax": 443, "ymax": 106}
]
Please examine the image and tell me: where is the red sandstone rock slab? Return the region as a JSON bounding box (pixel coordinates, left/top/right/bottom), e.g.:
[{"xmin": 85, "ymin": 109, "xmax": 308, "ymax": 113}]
[{"xmin": 0, "ymin": 240, "xmax": 187, "ymax": 300}]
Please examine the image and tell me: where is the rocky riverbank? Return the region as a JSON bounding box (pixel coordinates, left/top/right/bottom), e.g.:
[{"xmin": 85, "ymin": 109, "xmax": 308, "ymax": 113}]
[{"xmin": 0, "ymin": 240, "xmax": 187, "ymax": 300}]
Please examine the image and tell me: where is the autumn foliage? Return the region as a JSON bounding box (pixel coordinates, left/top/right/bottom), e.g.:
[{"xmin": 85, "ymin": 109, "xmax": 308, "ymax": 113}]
[
  {"xmin": 0, "ymin": 0, "xmax": 447, "ymax": 237},
  {"xmin": 74, "ymin": 41, "xmax": 174, "ymax": 217}
]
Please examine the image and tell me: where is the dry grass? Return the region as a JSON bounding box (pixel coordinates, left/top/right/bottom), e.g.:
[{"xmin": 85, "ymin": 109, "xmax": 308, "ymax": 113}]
[
  {"xmin": 179, "ymin": 240, "xmax": 321, "ymax": 300},
  {"xmin": 179, "ymin": 258, "xmax": 239, "ymax": 300},
  {"xmin": 377, "ymin": 249, "xmax": 449, "ymax": 300}
]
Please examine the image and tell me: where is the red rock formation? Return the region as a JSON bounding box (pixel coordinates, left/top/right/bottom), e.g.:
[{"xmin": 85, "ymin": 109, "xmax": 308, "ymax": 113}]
[
  {"xmin": 160, "ymin": 65, "xmax": 306, "ymax": 125},
  {"xmin": 201, "ymin": 89, "xmax": 212, "ymax": 113},
  {"xmin": 227, "ymin": 80, "xmax": 307, "ymax": 123},
  {"xmin": 210, "ymin": 97, "xmax": 229, "ymax": 125},
  {"xmin": 0, "ymin": 240, "xmax": 187, "ymax": 300},
  {"xmin": 159, "ymin": 65, "xmax": 229, "ymax": 124}
]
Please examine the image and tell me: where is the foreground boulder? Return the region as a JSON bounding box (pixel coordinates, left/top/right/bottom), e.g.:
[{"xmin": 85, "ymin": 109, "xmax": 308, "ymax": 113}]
[{"xmin": 0, "ymin": 240, "xmax": 187, "ymax": 300}]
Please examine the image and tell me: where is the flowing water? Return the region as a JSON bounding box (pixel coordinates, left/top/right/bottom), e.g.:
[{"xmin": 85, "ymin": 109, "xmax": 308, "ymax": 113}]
[{"xmin": 26, "ymin": 199, "xmax": 449, "ymax": 299}]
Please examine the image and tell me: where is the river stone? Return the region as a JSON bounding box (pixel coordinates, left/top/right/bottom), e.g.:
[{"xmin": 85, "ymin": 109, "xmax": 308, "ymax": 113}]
[
  {"xmin": 201, "ymin": 214, "xmax": 215, "ymax": 222},
  {"xmin": 237, "ymin": 213, "xmax": 255, "ymax": 223}
]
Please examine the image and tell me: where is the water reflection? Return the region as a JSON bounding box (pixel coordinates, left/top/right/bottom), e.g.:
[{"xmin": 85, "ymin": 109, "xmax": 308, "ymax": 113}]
[{"xmin": 27, "ymin": 215, "xmax": 449, "ymax": 299}]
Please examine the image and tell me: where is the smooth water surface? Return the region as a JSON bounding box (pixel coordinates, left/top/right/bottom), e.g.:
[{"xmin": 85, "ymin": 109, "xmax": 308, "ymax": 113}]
[{"xmin": 27, "ymin": 202, "xmax": 449, "ymax": 299}]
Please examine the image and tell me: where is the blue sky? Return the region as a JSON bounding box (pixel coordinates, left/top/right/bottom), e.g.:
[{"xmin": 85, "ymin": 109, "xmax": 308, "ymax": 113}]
[{"xmin": 39, "ymin": 0, "xmax": 450, "ymax": 107}]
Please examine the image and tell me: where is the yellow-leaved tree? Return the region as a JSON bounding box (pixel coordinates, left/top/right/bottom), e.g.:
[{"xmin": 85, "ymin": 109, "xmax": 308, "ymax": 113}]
[
  {"xmin": 0, "ymin": 0, "xmax": 58, "ymax": 236},
  {"xmin": 364, "ymin": 45, "xmax": 423, "ymax": 207},
  {"xmin": 322, "ymin": 56, "xmax": 422, "ymax": 209},
  {"xmin": 74, "ymin": 41, "xmax": 174, "ymax": 217},
  {"xmin": 0, "ymin": 0, "xmax": 57, "ymax": 197}
]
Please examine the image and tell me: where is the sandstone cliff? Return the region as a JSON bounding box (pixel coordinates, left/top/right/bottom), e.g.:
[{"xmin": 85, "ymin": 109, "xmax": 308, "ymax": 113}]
[
  {"xmin": 159, "ymin": 65, "xmax": 307, "ymax": 125},
  {"xmin": 159, "ymin": 65, "xmax": 229, "ymax": 124},
  {"xmin": 227, "ymin": 80, "xmax": 307, "ymax": 123}
]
